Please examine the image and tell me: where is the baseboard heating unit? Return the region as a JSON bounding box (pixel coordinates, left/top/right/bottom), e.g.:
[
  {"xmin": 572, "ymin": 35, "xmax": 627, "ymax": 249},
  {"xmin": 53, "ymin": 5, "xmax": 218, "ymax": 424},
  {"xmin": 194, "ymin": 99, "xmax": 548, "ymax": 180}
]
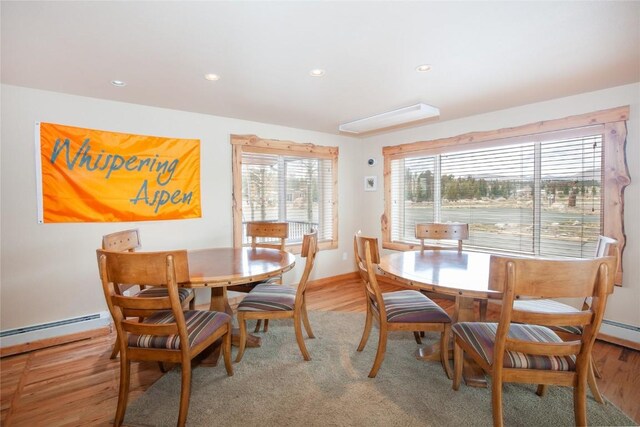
[
  {"xmin": 0, "ymin": 311, "xmax": 111, "ymax": 348},
  {"xmin": 600, "ymin": 319, "xmax": 640, "ymax": 348}
]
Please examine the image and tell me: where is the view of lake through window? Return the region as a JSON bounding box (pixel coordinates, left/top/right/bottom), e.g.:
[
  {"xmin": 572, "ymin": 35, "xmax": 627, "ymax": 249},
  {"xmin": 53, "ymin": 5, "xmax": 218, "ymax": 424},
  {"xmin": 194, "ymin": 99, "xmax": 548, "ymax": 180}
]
[{"xmin": 390, "ymin": 134, "xmax": 602, "ymax": 258}]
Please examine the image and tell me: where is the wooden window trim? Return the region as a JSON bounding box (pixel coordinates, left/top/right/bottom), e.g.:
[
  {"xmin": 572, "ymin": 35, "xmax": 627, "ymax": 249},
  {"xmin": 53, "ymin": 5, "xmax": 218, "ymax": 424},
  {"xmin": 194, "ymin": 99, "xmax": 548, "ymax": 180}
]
[
  {"xmin": 381, "ymin": 106, "xmax": 630, "ymax": 284},
  {"xmin": 231, "ymin": 134, "xmax": 339, "ymax": 254}
]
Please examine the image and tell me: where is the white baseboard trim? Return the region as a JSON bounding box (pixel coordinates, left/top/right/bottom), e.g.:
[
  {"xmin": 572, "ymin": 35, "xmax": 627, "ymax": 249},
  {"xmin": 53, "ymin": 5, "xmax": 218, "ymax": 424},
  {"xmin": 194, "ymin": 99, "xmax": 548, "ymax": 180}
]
[{"xmin": 0, "ymin": 311, "xmax": 111, "ymax": 348}]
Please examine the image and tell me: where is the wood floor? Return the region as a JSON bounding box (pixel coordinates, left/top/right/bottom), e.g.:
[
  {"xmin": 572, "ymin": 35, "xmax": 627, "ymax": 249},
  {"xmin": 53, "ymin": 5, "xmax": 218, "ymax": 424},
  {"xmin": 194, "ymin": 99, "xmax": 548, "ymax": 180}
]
[{"xmin": 2, "ymin": 276, "xmax": 639, "ymax": 426}]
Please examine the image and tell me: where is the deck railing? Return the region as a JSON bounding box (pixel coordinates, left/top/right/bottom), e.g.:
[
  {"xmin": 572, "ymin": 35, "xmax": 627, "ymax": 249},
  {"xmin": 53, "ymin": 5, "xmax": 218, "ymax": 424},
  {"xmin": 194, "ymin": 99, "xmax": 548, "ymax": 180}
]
[{"xmin": 242, "ymin": 220, "xmax": 318, "ymax": 245}]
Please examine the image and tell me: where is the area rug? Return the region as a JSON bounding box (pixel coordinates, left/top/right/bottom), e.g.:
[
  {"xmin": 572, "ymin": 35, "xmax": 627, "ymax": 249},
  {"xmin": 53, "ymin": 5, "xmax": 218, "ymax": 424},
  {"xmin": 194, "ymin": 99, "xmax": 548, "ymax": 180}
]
[{"xmin": 124, "ymin": 311, "xmax": 635, "ymax": 426}]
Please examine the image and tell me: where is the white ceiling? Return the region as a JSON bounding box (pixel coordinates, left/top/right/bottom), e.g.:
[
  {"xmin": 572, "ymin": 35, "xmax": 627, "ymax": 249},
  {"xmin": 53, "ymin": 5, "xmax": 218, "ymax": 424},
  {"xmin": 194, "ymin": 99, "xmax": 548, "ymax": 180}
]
[{"xmin": 2, "ymin": 1, "xmax": 639, "ymax": 136}]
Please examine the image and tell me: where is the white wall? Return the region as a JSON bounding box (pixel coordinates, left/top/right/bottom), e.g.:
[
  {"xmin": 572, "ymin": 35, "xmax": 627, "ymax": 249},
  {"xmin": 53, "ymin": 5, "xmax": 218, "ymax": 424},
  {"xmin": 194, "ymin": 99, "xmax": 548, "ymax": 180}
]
[
  {"xmin": 0, "ymin": 84, "xmax": 363, "ymax": 330},
  {"xmin": 360, "ymin": 83, "xmax": 640, "ymax": 329}
]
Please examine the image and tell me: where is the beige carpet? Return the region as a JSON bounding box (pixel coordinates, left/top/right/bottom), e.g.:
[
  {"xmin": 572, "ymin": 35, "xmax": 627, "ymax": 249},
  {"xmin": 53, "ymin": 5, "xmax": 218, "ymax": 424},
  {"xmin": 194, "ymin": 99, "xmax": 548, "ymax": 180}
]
[{"xmin": 124, "ymin": 311, "xmax": 635, "ymax": 426}]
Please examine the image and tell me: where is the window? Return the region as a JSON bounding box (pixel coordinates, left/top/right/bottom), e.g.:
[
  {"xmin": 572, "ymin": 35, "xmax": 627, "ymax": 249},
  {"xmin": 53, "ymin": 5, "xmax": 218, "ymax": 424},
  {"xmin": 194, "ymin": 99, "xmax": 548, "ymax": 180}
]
[
  {"xmin": 231, "ymin": 135, "xmax": 338, "ymax": 252},
  {"xmin": 383, "ymin": 106, "xmax": 629, "ymax": 283}
]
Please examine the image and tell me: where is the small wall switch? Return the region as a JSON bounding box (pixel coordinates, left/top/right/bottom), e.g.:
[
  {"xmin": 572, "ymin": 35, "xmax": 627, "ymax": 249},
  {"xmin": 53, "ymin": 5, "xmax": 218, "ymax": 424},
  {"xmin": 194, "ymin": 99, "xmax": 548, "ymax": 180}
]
[{"xmin": 342, "ymin": 252, "xmax": 348, "ymax": 261}]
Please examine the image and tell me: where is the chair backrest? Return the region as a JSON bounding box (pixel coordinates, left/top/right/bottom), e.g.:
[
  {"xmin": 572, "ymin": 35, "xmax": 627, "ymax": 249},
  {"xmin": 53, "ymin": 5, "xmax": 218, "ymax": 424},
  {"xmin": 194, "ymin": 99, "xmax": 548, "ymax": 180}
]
[
  {"xmin": 415, "ymin": 223, "xmax": 469, "ymax": 252},
  {"xmin": 97, "ymin": 249, "xmax": 191, "ymax": 350},
  {"xmin": 102, "ymin": 229, "xmax": 142, "ymax": 252},
  {"xmin": 353, "ymin": 233, "xmax": 386, "ymax": 320},
  {"xmin": 582, "ymin": 235, "xmax": 618, "ymax": 308},
  {"xmin": 102, "ymin": 229, "xmax": 144, "ymax": 293},
  {"xmin": 294, "ymin": 230, "xmax": 318, "ymax": 306},
  {"xmin": 595, "ymin": 235, "xmax": 617, "ymax": 258},
  {"xmin": 246, "ymin": 222, "xmax": 289, "ymax": 251},
  {"xmin": 488, "ymin": 254, "xmax": 617, "ymax": 369}
]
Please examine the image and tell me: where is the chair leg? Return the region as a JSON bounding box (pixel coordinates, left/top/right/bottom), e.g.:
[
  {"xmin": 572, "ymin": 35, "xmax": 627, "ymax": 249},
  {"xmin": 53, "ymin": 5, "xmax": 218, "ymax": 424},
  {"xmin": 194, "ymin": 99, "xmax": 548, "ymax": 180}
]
[
  {"xmin": 188, "ymin": 297, "xmax": 195, "ymax": 310},
  {"xmin": 588, "ymin": 358, "xmax": 604, "ymax": 404},
  {"xmin": 301, "ymin": 301, "xmax": 315, "ymax": 338},
  {"xmin": 235, "ymin": 315, "xmax": 247, "ymax": 363},
  {"xmin": 357, "ymin": 308, "xmax": 373, "ymax": 352},
  {"xmin": 368, "ymin": 327, "xmax": 387, "ymax": 378},
  {"xmin": 413, "ymin": 331, "xmax": 422, "ymax": 345},
  {"xmin": 592, "ymin": 356, "xmax": 602, "ymax": 379},
  {"xmin": 114, "ymin": 357, "xmax": 131, "ymax": 427},
  {"xmin": 294, "ymin": 314, "xmax": 311, "ymax": 361},
  {"xmin": 491, "ymin": 374, "xmax": 504, "ymax": 427},
  {"xmin": 536, "ymin": 384, "xmax": 547, "ymax": 397},
  {"xmin": 177, "ymin": 360, "xmax": 192, "ymax": 427},
  {"xmin": 222, "ymin": 325, "xmax": 234, "ymax": 376},
  {"xmin": 110, "ymin": 340, "xmax": 120, "ymax": 359},
  {"xmin": 440, "ymin": 326, "xmax": 453, "ymax": 379},
  {"xmin": 253, "ymin": 319, "xmax": 269, "ymax": 333},
  {"xmin": 574, "ymin": 374, "xmax": 588, "ymax": 426},
  {"xmin": 452, "ymin": 339, "xmax": 463, "ymax": 391}
]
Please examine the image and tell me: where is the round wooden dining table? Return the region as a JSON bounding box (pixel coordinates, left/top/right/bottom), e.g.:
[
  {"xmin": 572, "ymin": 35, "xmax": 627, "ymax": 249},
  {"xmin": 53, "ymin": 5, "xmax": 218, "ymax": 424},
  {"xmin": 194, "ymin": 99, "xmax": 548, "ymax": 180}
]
[
  {"xmin": 378, "ymin": 250, "xmax": 499, "ymax": 321},
  {"xmin": 378, "ymin": 249, "xmax": 500, "ymax": 387},
  {"xmin": 183, "ymin": 246, "xmax": 296, "ymax": 353},
  {"xmin": 186, "ymin": 246, "xmax": 296, "ymax": 312}
]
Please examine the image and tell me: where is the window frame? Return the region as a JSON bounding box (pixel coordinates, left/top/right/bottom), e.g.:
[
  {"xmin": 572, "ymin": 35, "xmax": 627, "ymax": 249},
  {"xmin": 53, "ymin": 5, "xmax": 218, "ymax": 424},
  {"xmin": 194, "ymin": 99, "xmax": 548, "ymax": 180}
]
[
  {"xmin": 231, "ymin": 134, "xmax": 339, "ymax": 254},
  {"xmin": 382, "ymin": 106, "xmax": 630, "ymax": 284}
]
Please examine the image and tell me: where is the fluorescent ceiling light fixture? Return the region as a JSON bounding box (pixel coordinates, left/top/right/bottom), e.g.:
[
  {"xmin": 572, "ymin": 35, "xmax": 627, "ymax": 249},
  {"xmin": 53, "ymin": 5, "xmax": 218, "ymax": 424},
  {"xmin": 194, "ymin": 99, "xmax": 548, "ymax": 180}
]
[
  {"xmin": 339, "ymin": 103, "xmax": 440, "ymax": 134},
  {"xmin": 204, "ymin": 73, "xmax": 220, "ymax": 81},
  {"xmin": 110, "ymin": 80, "xmax": 126, "ymax": 87},
  {"xmin": 309, "ymin": 68, "xmax": 326, "ymax": 77}
]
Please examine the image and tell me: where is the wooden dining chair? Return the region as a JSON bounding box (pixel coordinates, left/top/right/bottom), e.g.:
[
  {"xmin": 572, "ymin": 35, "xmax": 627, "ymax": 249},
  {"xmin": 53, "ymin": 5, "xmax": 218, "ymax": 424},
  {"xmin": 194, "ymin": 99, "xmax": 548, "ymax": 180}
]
[
  {"xmin": 235, "ymin": 230, "xmax": 317, "ymax": 362},
  {"xmin": 415, "ymin": 222, "xmax": 487, "ymax": 326},
  {"xmin": 415, "ymin": 222, "xmax": 469, "ymax": 252},
  {"xmin": 97, "ymin": 249, "xmax": 233, "ymax": 427},
  {"xmin": 354, "ymin": 233, "xmax": 453, "ymax": 379},
  {"xmin": 246, "ymin": 221, "xmax": 289, "ymax": 251},
  {"xmin": 452, "ymin": 254, "xmax": 617, "ymax": 427},
  {"xmin": 102, "ymin": 229, "xmax": 195, "ymax": 359},
  {"xmin": 230, "ymin": 221, "xmax": 289, "ymax": 333},
  {"xmin": 512, "ymin": 235, "xmax": 618, "ymax": 404}
]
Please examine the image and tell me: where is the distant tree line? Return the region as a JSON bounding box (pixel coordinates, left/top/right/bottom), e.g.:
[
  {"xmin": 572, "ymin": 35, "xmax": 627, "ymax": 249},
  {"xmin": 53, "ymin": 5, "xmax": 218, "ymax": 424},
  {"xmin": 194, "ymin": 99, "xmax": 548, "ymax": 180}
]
[{"xmin": 404, "ymin": 170, "xmax": 599, "ymax": 203}]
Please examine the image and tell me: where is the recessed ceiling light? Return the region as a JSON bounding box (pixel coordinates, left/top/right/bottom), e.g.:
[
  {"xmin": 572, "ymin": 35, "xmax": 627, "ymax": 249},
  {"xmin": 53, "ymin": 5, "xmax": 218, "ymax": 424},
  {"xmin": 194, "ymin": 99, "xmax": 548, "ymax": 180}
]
[
  {"xmin": 111, "ymin": 80, "xmax": 127, "ymax": 87},
  {"xmin": 415, "ymin": 64, "xmax": 432, "ymax": 72},
  {"xmin": 204, "ymin": 73, "xmax": 220, "ymax": 81},
  {"xmin": 309, "ymin": 69, "xmax": 326, "ymax": 77}
]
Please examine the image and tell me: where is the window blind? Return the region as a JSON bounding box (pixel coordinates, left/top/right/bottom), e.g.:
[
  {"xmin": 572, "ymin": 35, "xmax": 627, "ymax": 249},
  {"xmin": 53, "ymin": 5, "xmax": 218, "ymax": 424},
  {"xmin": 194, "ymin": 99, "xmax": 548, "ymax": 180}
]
[
  {"xmin": 390, "ymin": 129, "xmax": 603, "ymax": 259},
  {"xmin": 241, "ymin": 152, "xmax": 334, "ymax": 244}
]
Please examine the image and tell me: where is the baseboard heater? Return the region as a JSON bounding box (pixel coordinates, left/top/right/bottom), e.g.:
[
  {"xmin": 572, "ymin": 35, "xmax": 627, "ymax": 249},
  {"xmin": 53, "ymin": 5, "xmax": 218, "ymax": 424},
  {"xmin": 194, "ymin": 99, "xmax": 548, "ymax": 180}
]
[
  {"xmin": 600, "ymin": 319, "xmax": 640, "ymax": 349},
  {"xmin": 0, "ymin": 311, "xmax": 111, "ymax": 348}
]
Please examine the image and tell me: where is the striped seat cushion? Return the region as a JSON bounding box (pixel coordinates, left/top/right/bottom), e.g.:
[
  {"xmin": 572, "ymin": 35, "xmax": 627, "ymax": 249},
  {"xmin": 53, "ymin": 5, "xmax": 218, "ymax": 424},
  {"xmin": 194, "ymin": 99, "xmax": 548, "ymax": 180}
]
[
  {"xmin": 513, "ymin": 299, "xmax": 583, "ymax": 335},
  {"xmin": 135, "ymin": 286, "xmax": 194, "ymax": 303},
  {"xmin": 228, "ymin": 276, "xmax": 281, "ymax": 293},
  {"xmin": 253, "ymin": 277, "xmax": 281, "ymax": 285},
  {"xmin": 373, "ymin": 290, "xmax": 451, "ymax": 323},
  {"xmin": 237, "ymin": 284, "xmax": 296, "ymax": 312},
  {"xmin": 452, "ymin": 322, "xmax": 576, "ymax": 371},
  {"xmin": 128, "ymin": 310, "xmax": 230, "ymax": 350}
]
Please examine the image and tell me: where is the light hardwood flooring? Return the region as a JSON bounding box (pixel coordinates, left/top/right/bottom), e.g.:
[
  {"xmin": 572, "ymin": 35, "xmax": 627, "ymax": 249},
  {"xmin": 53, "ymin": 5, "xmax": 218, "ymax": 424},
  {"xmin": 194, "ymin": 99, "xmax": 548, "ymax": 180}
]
[{"xmin": 2, "ymin": 277, "xmax": 639, "ymax": 426}]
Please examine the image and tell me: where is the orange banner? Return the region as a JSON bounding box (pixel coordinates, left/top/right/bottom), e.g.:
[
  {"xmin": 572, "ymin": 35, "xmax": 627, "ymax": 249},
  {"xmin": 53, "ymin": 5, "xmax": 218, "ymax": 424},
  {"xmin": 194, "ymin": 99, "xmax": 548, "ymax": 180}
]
[{"xmin": 37, "ymin": 122, "xmax": 201, "ymax": 223}]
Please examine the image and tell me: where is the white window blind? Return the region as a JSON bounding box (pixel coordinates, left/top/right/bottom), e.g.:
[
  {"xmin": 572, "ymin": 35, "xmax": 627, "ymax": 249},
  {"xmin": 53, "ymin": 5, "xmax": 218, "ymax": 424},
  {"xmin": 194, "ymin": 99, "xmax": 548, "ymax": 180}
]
[
  {"xmin": 390, "ymin": 129, "xmax": 603, "ymax": 258},
  {"xmin": 241, "ymin": 152, "xmax": 334, "ymax": 244}
]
